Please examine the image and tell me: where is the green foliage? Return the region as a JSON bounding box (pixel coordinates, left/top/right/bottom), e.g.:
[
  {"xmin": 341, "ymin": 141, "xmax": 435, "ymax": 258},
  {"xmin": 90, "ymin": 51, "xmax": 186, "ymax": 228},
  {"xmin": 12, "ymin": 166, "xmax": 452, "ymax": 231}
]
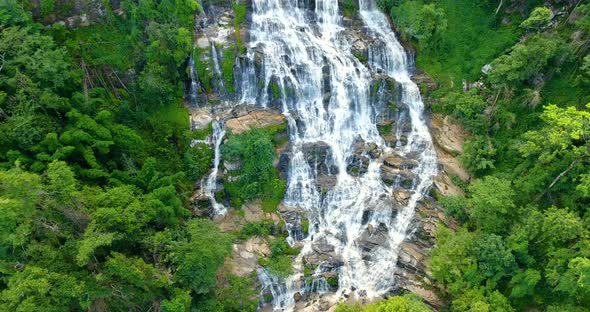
[
  {"xmin": 239, "ymin": 219, "xmax": 275, "ymax": 239},
  {"xmin": 263, "ymin": 255, "xmax": 293, "ymax": 278},
  {"xmin": 0, "ymin": 2, "xmax": 234, "ymax": 311},
  {"xmin": 40, "ymin": 0, "xmax": 55, "ymax": 18},
  {"xmin": 388, "ymin": 1, "xmax": 590, "ymax": 311},
  {"xmin": 170, "ymin": 219, "xmax": 232, "ymax": 294},
  {"xmin": 184, "ymin": 143, "xmax": 213, "ymax": 180},
  {"xmin": 395, "ymin": 0, "xmax": 519, "ymax": 88},
  {"xmin": 468, "ymin": 176, "xmax": 516, "ymax": 234},
  {"xmin": 0, "ymin": 266, "xmax": 84, "ymax": 311},
  {"xmin": 215, "ymin": 275, "xmax": 258, "ymax": 312},
  {"xmin": 162, "ymin": 288, "xmax": 192, "ymax": 312},
  {"xmin": 222, "ymin": 48, "xmax": 236, "ymax": 93},
  {"xmin": 487, "ymin": 34, "xmax": 570, "ymax": 88},
  {"xmin": 259, "ymin": 237, "xmax": 299, "ymax": 278},
  {"xmin": 438, "ymin": 90, "xmax": 488, "ymax": 133},
  {"xmin": 222, "ymin": 128, "xmax": 286, "ymax": 211},
  {"xmin": 232, "ymin": 2, "xmax": 247, "ymax": 51},
  {"xmin": 335, "ymin": 294, "xmax": 431, "ymax": 312},
  {"xmin": 193, "ymin": 47, "xmax": 214, "ymax": 93},
  {"xmin": 392, "ymin": 1, "xmax": 447, "ymax": 53},
  {"xmin": 342, "ymin": 0, "xmax": 358, "ymax": 18},
  {"xmin": 520, "ymin": 7, "xmax": 552, "ymax": 31},
  {"xmin": 439, "ymin": 195, "xmax": 468, "ymax": 223},
  {"xmin": 460, "ymin": 136, "xmax": 496, "ymax": 175}
]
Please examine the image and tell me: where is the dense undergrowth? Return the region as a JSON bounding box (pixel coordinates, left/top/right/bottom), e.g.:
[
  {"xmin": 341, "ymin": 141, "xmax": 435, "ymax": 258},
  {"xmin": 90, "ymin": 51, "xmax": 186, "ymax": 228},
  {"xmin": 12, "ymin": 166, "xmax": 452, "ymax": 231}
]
[
  {"xmin": 0, "ymin": 1, "xmax": 258, "ymax": 311},
  {"xmin": 374, "ymin": 0, "xmax": 590, "ymax": 310}
]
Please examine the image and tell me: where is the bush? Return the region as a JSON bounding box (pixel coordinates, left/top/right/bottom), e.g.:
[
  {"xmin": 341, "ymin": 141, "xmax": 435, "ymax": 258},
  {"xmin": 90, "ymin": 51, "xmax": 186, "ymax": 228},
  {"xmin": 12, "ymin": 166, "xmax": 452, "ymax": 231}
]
[
  {"xmin": 222, "ymin": 128, "xmax": 286, "ymax": 211},
  {"xmin": 520, "ymin": 7, "xmax": 552, "ymax": 31}
]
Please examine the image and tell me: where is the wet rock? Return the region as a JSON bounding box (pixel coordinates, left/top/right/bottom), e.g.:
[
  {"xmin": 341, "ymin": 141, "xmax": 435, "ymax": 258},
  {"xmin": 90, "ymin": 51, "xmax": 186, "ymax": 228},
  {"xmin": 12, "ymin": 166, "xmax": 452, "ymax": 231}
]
[
  {"xmin": 188, "ymin": 109, "xmax": 213, "ymax": 131},
  {"xmin": 358, "ymin": 223, "xmax": 390, "ymax": 259},
  {"xmin": 346, "ymin": 155, "xmax": 370, "ymax": 176},
  {"xmin": 384, "ymin": 154, "xmax": 419, "ymax": 170},
  {"xmin": 380, "ymin": 166, "xmax": 416, "ymax": 188},
  {"xmin": 278, "ymin": 152, "xmax": 291, "ymax": 179},
  {"xmin": 302, "ymin": 142, "xmax": 338, "ymax": 176},
  {"xmin": 317, "ymin": 175, "xmax": 337, "ymax": 191},
  {"xmin": 361, "ymin": 210, "xmax": 372, "ymax": 225},
  {"xmin": 393, "ymin": 188, "xmax": 413, "ymax": 206},
  {"xmin": 312, "ymin": 240, "xmax": 335, "ymax": 254}
]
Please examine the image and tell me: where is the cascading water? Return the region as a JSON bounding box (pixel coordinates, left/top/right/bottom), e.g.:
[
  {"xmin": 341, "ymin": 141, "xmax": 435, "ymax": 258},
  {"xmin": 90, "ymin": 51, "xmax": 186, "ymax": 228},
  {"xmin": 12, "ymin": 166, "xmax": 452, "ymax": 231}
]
[
  {"xmin": 233, "ymin": 0, "xmax": 437, "ymax": 309},
  {"xmin": 200, "ymin": 119, "xmax": 228, "ymax": 216}
]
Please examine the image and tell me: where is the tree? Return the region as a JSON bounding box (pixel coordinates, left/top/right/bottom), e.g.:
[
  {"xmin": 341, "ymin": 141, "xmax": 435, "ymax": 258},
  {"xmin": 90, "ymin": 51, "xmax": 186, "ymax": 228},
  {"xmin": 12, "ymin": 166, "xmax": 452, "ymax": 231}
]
[
  {"xmin": 519, "ymin": 104, "xmax": 590, "ymax": 199},
  {"xmin": 0, "ymin": 168, "xmax": 41, "ymax": 248},
  {"xmin": 487, "ymin": 34, "xmax": 569, "ymax": 87},
  {"xmin": 430, "ymin": 227, "xmax": 480, "ymax": 296},
  {"xmin": 439, "ymin": 90, "xmax": 488, "ymax": 133},
  {"xmin": 169, "ymin": 219, "xmax": 232, "ymax": 294},
  {"xmin": 452, "ymin": 288, "xmax": 514, "ymax": 312},
  {"xmin": 520, "ymin": 7, "xmax": 552, "ymax": 31},
  {"xmin": 467, "ymin": 176, "xmax": 516, "ymax": 234},
  {"xmin": 509, "ymin": 269, "xmax": 541, "ymax": 299},
  {"xmin": 216, "ymin": 275, "xmax": 258, "ymax": 312},
  {"xmin": 95, "ymin": 252, "xmax": 169, "ymax": 310},
  {"xmin": 335, "ymin": 294, "xmax": 431, "ymax": 312},
  {"xmin": 391, "ymin": 2, "xmax": 447, "ymax": 53},
  {"xmin": 460, "ymin": 135, "xmax": 496, "ymax": 175},
  {"xmin": 0, "ymin": 266, "xmax": 84, "ymax": 311}
]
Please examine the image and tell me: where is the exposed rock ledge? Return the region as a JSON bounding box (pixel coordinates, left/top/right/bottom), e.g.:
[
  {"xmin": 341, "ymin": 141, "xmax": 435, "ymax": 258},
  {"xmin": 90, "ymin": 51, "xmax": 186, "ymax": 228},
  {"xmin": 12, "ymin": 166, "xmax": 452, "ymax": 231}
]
[
  {"xmin": 429, "ymin": 113, "xmax": 470, "ymax": 197},
  {"xmin": 225, "ymin": 110, "xmax": 286, "ymax": 134}
]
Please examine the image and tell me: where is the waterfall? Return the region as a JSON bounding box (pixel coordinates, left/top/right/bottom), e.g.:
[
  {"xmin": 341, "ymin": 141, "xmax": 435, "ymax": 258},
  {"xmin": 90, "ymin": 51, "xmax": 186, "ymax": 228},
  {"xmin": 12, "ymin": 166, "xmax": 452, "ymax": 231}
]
[
  {"xmin": 234, "ymin": 0, "xmax": 438, "ymax": 309},
  {"xmin": 200, "ymin": 119, "xmax": 228, "ymax": 216}
]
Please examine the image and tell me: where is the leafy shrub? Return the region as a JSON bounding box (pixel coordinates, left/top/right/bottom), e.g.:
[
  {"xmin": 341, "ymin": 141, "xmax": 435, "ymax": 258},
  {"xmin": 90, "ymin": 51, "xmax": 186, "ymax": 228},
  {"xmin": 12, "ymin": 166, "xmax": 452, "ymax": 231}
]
[{"xmin": 222, "ymin": 128, "xmax": 286, "ymax": 211}]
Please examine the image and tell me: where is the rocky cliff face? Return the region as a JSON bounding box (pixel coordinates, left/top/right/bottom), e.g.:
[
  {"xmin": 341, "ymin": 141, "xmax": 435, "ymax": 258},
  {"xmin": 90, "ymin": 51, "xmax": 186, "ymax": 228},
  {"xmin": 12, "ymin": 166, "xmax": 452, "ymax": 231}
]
[{"xmin": 188, "ymin": 1, "xmax": 469, "ymax": 310}]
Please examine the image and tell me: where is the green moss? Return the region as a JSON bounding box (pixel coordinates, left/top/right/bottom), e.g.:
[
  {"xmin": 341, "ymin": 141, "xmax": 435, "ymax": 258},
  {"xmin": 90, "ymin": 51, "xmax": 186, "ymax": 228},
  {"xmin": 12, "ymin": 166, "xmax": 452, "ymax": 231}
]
[
  {"xmin": 269, "ymin": 81, "xmax": 281, "ymax": 99},
  {"xmin": 342, "ymin": 0, "xmax": 358, "ymax": 18},
  {"xmin": 193, "ymin": 48, "xmax": 214, "ymax": 93},
  {"xmin": 233, "ymin": 2, "xmax": 247, "ymax": 52},
  {"xmin": 377, "ymin": 123, "xmax": 393, "ymax": 135},
  {"xmin": 303, "ymin": 265, "xmax": 313, "ymax": 278},
  {"xmin": 192, "ymin": 122, "xmax": 213, "ymax": 140},
  {"xmin": 222, "ymin": 48, "xmax": 236, "ymax": 93},
  {"xmin": 301, "ymin": 217, "xmax": 310, "ymax": 236},
  {"xmin": 352, "ymin": 50, "xmax": 368, "ymax": 63},
  {"xmin": 326, "ymin": 275, "xmax": 339, "ymax": 288},
  {"xmin": 370, "ymin": 81, "xmax": 381, "ymax": 97}
]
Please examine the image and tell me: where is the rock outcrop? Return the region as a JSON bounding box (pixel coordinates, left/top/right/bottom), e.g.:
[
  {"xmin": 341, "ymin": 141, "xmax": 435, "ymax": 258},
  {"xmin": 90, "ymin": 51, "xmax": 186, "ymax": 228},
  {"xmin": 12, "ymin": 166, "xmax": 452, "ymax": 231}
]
[
  {"xmin": 225, "ymin": 110, "xmax": 286, "ymax": 134},
  {"xmin": 429, "ymin": 113, "xmax": 470, "ymax": 197}
]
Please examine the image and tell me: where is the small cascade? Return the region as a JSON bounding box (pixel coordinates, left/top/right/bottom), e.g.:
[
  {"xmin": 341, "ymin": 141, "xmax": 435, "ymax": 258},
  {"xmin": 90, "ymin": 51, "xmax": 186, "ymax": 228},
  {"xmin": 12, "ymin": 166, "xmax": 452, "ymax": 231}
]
[
  {"xmin": 210, "ymin": 44, "xmax": 226, "ymax": 93},
  {"xmin": 257, "ymin": 268, "xmax": 291, "ymax": 309},
  {"xmin": 200, "ymin": 119, "xmax": 228, "ymax": 216},
  {"xmin": 188, "ymin": 50, "xmax": 203, "ymax": 107}
]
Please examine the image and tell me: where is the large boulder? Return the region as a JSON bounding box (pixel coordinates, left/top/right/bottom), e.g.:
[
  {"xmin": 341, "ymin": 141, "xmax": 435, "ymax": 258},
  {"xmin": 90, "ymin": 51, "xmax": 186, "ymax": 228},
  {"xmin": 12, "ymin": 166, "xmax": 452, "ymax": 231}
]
[{"xmin": 225, "ymin": 110, "xmax": 286, "ymax": 134}]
